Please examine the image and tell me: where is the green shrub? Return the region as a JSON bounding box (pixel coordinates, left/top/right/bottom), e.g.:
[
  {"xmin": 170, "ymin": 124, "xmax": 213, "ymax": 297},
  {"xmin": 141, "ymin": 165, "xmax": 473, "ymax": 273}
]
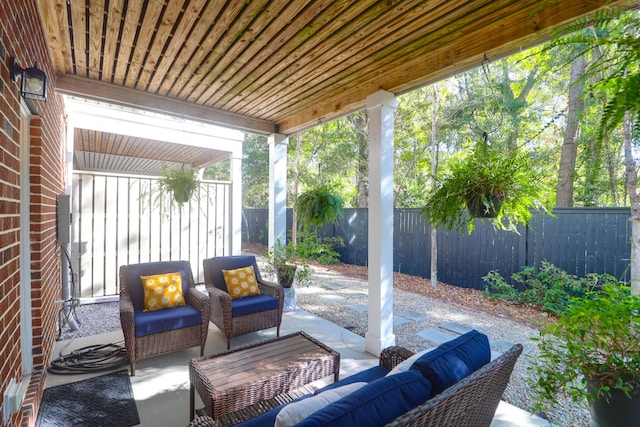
[
  {"xmin": 483, "ymin": 262, "xmax": 615, "ymax": 315},
  {"xmin": 295, "ymin": 231, "xmax": 344, "ymax": 265}
]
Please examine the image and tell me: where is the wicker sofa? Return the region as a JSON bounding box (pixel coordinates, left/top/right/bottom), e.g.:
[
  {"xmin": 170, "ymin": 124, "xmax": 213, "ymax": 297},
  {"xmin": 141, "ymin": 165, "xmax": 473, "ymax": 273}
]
[{"xmin": 189, "ymin": 330, "xmax": 523, "ymax": 427}]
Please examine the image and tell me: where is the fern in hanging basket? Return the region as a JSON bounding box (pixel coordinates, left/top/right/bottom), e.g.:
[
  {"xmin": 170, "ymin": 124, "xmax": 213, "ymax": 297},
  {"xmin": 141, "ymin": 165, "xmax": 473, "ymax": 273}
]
[
  {"xmin": 295, "ymin": 186, "xmax": 345, "ymax": 230},
  {"xmin": 422, "ymin": 141, "xmax": 551, "ymax": 233},
  {"xmin": 158, "ymin": 166, "xmax": 199, "ymax": 206}
]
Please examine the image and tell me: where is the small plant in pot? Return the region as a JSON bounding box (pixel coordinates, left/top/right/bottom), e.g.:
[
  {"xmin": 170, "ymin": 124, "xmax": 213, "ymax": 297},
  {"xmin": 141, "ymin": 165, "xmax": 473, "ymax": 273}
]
[
  {"xmin": 529, "ymin": 284, "xmax": 640, "ymax": 427},
  {"xmin": 158, "ymin": 165, "xmax": 199, "ymax": 206},
  {"xmin": 264, "ymin": 239, "xmax": 311, "ymax": 289},
  {"xmin": 422, "ymin": 136, "xmax": 551, "ymax": 233}
]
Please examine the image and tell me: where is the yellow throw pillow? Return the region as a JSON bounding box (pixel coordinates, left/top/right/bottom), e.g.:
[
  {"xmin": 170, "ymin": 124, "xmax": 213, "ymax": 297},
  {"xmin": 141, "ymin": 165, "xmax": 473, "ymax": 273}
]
[
  {"xmin": 222, "ymin": 266, "xmax": 261, "ymax": 299},
  {"xmin": 140, "ymin": 272, "xmax": 185, "ymax": 312}
]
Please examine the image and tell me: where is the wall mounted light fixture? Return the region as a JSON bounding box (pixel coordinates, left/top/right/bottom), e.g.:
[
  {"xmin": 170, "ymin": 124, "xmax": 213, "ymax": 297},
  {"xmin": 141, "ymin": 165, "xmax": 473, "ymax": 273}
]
[{"xmin": 10, "ymin": 57, "xmax": 47, "ymax": 102}]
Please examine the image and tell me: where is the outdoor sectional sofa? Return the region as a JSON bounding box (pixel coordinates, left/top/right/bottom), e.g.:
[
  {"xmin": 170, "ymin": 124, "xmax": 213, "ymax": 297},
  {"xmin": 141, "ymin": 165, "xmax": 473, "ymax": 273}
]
[{"xmin": 189, "ymin": 330, "xmax": 523, "ymax": 427}]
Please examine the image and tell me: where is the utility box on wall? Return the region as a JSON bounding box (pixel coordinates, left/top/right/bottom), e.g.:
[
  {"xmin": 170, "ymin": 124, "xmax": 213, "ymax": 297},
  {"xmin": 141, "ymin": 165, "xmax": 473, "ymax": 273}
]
[{"xmin": 57, "ymin": 194, "xmax": 71, "ymax": 245}]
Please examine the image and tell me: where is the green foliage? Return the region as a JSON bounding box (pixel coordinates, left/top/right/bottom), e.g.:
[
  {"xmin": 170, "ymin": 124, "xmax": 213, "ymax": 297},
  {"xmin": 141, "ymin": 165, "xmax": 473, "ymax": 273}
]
[
  {"xmin": 157, "ymin": 166, "xmax": 199, "ymax": 206},
  {"xmin": 422, "ymin": 138, "xmax": 552, "ymax": 233},
  {"xmin": 264, "ymin": 239, "xmax": 312, "ymax": 287},
  {"xmin": 548, "ymin": 9, "xmax": 640, "ymax": 141},
  {"xmin": 294, "ymin": 230, "xmax": 344, "ymax": 265},
  {"xmin": 295, "ymin": 186, "xmax": 345, "ymax": 231},
  {"xmin": 483, "ymin": 262, "xmax": 616, "ymax": 314},
  {"xmin": 529, "ymin": 283, "xmax": 640, "ymax": 409}
]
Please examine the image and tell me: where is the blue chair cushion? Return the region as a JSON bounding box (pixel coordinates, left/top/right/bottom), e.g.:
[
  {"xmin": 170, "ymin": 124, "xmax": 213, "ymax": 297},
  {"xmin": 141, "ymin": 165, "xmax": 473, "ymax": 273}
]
[
  {"xmin": 134, "ymin": 304, "xmax": 202, "ymax": 337},
  {"xmin": 314, "ymin": 365, "xmax": 389, "ymax": 394},
  {"xmin": 409, "ymin": 329, "xmax": 490, "ymax": 395},
  {"xmin": 234, "ymin": 394, "xmax": 314, "ymax": 427},
  {"xmin": 231, "ymin": 294, "xmax": 279, "ymax": 317},
  {"xmin": 294, "ymin": 370, "xmax": 432, "ymax": 427}
]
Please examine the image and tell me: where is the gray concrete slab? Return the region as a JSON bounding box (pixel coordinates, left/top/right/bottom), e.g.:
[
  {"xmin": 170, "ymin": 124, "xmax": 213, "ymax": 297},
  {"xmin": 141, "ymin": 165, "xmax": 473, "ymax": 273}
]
[
  {"xmin": 440, "ymin": 322, "xmax": 475, "ymax": 335},
  {"xmin": 399, "ymin": 310, "xmax": 429, "ymax": 322},
  {"xmin": 346, "ymin": 303, "xmax": 368, "ymax": 313},
  {"xmin": 321, "ymin": 282, "xmax": 347, "ymax": 290},
  {"xmin": 320, "ymin": 294, "xmax": 345, "ymax": 302},
  {"xmin": 393, "ymin": 316, "xmax": 411, "ymax": 326},
  {"xmin": 416, "ymin": 327, "xmax": 458, "ymax": 345}
]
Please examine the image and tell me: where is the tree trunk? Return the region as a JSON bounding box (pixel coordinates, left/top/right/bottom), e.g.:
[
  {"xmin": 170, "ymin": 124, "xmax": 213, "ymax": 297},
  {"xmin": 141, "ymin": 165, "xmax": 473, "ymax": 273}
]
[
  {"xmin": 292, "ymin": 134, "xmax": 302, "ymax": 247},
  {"xmin": 349, "ymin": 111, "xmax": 369, "ymax": 208},
  {"xmin": 623, "ymin": 111, "xmax": 639, "ymax": 295},
  {"xmin": 430, "ymin": 85, "xmax": 439, "ymax": 288},
  {"xmin": 555, "ymin": 55, "xmax": 586, "ymax": 207}
]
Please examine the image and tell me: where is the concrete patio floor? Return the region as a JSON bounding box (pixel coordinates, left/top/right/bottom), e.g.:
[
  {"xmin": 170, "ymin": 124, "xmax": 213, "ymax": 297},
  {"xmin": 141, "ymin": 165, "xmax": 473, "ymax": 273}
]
[{"xmin": 46, "ymin": 307, "xmax": 550, "ymax": 427}]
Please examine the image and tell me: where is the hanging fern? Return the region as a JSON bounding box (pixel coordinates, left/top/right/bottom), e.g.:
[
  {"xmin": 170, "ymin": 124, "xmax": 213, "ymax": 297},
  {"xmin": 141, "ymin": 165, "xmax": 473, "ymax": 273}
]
[{"xmin": 295, "ymin": 186, "xmax": 344, "ymax": 231}]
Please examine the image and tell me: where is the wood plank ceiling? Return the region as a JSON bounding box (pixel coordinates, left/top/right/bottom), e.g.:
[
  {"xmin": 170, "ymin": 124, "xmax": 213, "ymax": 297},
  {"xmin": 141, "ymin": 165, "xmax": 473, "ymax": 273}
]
[{"xmin": 37, "ymin": 0, "xmax": 632, "ymax": 174}]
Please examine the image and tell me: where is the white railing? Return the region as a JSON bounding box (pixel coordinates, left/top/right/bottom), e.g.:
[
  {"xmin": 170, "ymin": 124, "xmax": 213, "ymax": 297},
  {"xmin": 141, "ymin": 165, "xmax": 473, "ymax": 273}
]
[{"xmin": 71, "ymin": 172, "xmax": 231, "ymax": 298}]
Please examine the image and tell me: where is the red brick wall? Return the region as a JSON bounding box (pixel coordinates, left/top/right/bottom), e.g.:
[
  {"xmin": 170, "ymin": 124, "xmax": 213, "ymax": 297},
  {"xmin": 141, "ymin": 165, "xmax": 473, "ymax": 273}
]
[{"xmin": 0, "ymin": 0, "xmax": 68, "ymax": 426}]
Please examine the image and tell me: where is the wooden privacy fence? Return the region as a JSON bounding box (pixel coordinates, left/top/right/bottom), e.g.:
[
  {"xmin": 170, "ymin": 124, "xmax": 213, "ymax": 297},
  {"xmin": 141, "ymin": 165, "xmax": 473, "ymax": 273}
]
[
  {"xmin": 243, "ymin": 207, "xmax": 632, "ymax": 290},
  {"xmin": 71, "ymin": 172, "xmax": 231, "ymax": 298}
]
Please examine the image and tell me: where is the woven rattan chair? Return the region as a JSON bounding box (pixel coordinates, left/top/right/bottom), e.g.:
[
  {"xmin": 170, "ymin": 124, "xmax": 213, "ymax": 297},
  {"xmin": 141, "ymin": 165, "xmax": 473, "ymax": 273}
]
[
  {"xmin": 383, "ymin": 343, "xmax": 524, "ymax": 427},
  {"xmin": 203, "ymin": 255, "xmax": 284, "ymax": 349},
  {"xmin": 186, "ymin": 343, "xmax": 523, "ymax": 427},
  {"xmin": 119, "ymin": 260, "xmax": 211, "ymax": 375}
]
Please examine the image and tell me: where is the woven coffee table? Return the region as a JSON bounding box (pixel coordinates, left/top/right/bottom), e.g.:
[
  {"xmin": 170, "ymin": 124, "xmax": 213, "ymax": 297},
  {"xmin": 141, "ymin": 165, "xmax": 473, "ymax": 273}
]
[{"xmin": 189, "ymin": 331, "xmax": 341, "ymax": 422}]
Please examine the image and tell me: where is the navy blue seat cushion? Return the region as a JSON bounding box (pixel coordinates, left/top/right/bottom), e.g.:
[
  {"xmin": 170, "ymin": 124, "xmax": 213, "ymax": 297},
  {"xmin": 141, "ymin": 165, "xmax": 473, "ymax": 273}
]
[
  {"xmin": 314, "ymin": 365, "xmax": 389, "ymax": 394},
  {"xmin": 234, "ymin": 394, "xmax": 314, "ymax": 427},
  {"xmin": 134, "ymin": 304, "xmax": 202, "ymax": 337},
  {"xmin": 294, "ymin": 370, "xmax": 432, "ymax": 427},
  {"xmin": 231, "ymin": 294, "xmax": 279, "ymax": 317},
  {"xmin": 409, "ymin": 329, "xmax": 490, "ymax": 395}
]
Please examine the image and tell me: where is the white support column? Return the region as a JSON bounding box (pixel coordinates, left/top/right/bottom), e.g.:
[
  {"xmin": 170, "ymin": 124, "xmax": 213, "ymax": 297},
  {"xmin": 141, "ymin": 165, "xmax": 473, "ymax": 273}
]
[
  {"xmin": 230, "ymin": 152, "xmax": 243, "ymax": 255},
  {"xmin": 268, "ymin": 133, "xmax": 288, "ymax": 249},
  {"xmin": 366, "ymin": 90, "xmax": 397, "ymax": 356}
]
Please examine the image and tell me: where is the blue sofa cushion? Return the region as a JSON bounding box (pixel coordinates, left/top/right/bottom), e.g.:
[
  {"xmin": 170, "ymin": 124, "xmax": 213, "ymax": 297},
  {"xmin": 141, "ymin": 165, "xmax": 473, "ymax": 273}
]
[
  {"xmin": 231, "ymin": 294, "xmax": 279, "ymax": 317},
  {"xmin": 315, "ymin": 365, "xmax": 389, "ymax": 394},
  {"xmin": 134, "ymin": 304, "xmax": 202, "ymax": 337},
  {"xmin": 294, "ymin": 370, "xmax": 432, "ymax": 427},
  {"xmin": 235, "ymin": 394, "xmax": 314, "ymax": 427},
  {"xmin": 409, "ymin": 329, "xmax": 490, "ymax": 395}
]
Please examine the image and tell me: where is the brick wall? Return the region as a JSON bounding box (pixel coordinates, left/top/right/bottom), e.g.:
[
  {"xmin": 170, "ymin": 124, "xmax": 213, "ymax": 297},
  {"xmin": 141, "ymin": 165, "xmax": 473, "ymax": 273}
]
[{"xmin": 0, "ymin": 0, "xmax": 68, "ymax": 426}]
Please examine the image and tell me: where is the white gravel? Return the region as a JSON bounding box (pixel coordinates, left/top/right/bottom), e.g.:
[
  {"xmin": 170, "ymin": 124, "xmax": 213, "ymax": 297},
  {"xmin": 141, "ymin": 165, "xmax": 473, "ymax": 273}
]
[{"xmin": 57, "ymin": 260, "xmax": 589, "ymax": 427}]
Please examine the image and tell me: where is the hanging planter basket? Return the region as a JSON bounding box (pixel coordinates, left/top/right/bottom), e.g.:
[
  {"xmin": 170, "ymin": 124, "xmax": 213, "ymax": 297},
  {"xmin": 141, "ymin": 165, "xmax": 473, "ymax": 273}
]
[
  {"xmin": 158, "ymin": 166, "xmax": 199, "ymax": 206},
  {"xmin": 465, "ymin": 194, "xmax": 504, "ymax": 218}
]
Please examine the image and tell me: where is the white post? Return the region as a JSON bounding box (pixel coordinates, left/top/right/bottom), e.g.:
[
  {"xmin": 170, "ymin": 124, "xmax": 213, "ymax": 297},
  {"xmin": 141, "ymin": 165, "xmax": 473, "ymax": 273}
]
[
  {"xmin": 269, "ymin": 133, "xmax": 288, "ymax": 249},
  {"xmin": 230, "ymin": 151, "xmax": 243, "ymax": 255},
  {"xmin": 366, "ymin": 90, "xmax": 397, "ymax": 356}
]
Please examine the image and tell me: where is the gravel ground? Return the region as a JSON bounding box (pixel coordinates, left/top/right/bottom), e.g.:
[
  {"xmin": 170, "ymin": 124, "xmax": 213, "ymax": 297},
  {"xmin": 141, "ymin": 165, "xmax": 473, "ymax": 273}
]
[{"xmin": 57, "ymin": 256, "xmax": 589, "ymax": 427}]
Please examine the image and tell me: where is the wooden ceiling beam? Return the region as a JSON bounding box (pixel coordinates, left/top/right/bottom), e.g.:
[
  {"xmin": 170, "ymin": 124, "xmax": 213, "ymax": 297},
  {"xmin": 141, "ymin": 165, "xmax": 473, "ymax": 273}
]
[
  {"xmin": 55, "ymin": 74, "xmax": 277, "ymax": 135},
  {"xmin": 276, "ymin": 0, "xmax": 631, "ymax": 133}
]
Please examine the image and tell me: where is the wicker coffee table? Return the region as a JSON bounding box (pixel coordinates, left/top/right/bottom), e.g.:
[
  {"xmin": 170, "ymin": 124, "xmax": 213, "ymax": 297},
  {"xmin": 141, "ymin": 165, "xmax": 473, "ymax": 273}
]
[{"xmin": 189, "ymin": 331, "xmax": 340, "ymax": 422}]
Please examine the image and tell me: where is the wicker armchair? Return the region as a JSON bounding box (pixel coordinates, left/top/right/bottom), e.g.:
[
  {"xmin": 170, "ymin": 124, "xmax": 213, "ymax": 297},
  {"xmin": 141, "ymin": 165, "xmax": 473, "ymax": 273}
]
[
  {"xmin": 203, "ymin": 255, "xmax": 284, "ymax": 349},
  {"xmin": 119, "ymin": 260, "xmax": 211, "ymax": 375},
  {"xmin": 382, "ymin": 343, "xmax": 524, "ymax": 427},
  {"xmin": 186, "ymin": 343, "xmax": 523, "ymax": 427}
]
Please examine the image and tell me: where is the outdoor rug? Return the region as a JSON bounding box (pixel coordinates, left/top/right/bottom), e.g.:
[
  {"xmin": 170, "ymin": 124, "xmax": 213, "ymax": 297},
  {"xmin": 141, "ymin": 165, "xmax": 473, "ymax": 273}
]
[{"xmin": 36, "ymin": 369, "xmax": 140, "ymax": 427}]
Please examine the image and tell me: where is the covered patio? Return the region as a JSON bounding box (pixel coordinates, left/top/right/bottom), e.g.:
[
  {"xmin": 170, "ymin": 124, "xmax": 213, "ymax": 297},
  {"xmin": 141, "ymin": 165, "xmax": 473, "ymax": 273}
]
[{"xmin": 0, "ymin": 1, "xmax": 631, "ymax": 426}]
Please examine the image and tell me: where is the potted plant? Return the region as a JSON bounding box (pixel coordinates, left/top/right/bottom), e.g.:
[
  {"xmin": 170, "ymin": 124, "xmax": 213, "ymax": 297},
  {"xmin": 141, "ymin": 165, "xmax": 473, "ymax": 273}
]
[
  {"xmin": 529, "ymin": 283, "xmax": 640, "ymax": 427},
  {"xmin": 264, "ymin": 239, "xmax": 312, "ymax": 312},
  {"xmin": 422, "ymin": 137, "xmax": 551, "ymax": 233},
  {"xmin": 158, "ymin": 165, "xmax": 199, "ymax": 206},
  {"xmin": 295, "ymin": 186, "xmax": 344, "ymax": 231}
]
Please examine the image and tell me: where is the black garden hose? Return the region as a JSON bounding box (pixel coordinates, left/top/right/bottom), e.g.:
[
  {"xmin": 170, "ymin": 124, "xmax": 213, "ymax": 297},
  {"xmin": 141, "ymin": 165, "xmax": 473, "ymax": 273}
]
[{"xmin": 48, "ymin": 342, "xmax": 129, "ymax": 375}]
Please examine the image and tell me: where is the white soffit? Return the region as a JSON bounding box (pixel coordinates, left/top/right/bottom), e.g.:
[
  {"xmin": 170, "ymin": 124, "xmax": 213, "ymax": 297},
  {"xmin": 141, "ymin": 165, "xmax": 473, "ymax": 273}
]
[{"xmin": 64, "ymin": 96, "xmax": 244, "ymax": 157}]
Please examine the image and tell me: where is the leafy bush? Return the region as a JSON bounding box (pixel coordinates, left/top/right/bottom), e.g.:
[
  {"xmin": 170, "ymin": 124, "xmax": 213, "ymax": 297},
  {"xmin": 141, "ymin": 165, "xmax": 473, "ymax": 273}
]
[
  {"xmin": 295, "ymin": 231, "xmax": 344, "ymax": 265},
  {"xmin": 483, "ymin": 262, "xmax": 616, "ymax": 314}
]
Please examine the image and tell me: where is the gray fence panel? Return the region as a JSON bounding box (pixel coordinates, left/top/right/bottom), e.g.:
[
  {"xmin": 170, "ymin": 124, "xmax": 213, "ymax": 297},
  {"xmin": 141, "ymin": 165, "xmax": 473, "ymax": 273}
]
[{"xmin": 242, "ymin": 207, "xmax": 632, "ymax": 290}]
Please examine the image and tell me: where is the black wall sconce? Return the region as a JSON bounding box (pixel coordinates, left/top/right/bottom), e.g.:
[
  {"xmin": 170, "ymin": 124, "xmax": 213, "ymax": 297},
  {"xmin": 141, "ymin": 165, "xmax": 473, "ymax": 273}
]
[{"xmin": 10, "ymin": 57, "xmax": 47, "ymax": 102}]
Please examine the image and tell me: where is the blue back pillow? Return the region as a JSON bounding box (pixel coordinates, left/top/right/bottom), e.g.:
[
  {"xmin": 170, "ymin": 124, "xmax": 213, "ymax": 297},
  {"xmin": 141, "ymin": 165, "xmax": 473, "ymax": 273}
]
[
  {"xmin": 410, "ymin": 329, "xmax": 490, "ymax": 395},
  {"xmin": 294, "ymin": 370, "xmax": 432, "ymax": 427}
]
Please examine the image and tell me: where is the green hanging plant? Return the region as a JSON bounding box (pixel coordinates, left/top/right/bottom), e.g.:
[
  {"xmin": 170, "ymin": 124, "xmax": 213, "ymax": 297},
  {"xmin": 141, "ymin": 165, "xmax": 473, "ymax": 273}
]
[
  {"xmin": 295, "ymin": 186, "xmax": 344, "ymax": 231},
  {"xmin": 158, "ymin": 166, "xmax": 199, "ymax": 206},
  {"xmin": 422, "ymin": 137, "xmax": 552, "ymax": 233}
]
